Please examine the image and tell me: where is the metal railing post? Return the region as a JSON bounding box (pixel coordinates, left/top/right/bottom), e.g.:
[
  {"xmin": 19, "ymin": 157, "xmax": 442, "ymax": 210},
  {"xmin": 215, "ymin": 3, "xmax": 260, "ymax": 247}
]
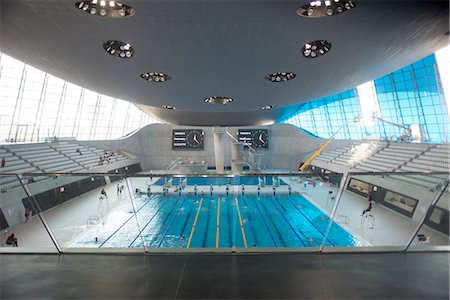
[
  {"xmin": 16, "ymin": 175, "xmax": 63, "ymax": 253},
  {"xmin": 319, "ymin": 172, "xmax": 350, "ymax": 253},
  {"xmin": 124, "ymin": 176, "xmax": 148, "ymax": 253},
  {"xmin": 404, "ymin": 179, "xmax": 449, "ymax": 251}
]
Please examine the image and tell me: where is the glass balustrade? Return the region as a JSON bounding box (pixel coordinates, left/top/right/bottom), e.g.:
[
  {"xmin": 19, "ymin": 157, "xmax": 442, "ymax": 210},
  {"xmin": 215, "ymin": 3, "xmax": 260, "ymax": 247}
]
[{"xmin": 0, "ymin": 172, "xmax": 448, "ymax": 253}]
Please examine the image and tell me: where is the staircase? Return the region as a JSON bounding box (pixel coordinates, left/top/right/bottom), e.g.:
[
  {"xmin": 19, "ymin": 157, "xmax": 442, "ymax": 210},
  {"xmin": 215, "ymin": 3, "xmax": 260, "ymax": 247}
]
[{"xmin": 224, "ymin": 128, "xmax": 263, "ymax": 172}]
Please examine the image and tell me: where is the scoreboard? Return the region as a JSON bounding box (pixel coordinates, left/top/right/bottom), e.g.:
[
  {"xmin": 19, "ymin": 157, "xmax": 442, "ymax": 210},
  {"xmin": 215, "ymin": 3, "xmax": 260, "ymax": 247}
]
[
  {"xmin": 238, "ymin": 129, "xmax": 269, "ymax": 149},
  {"xmin": 172, "ymin": 129, "xmax": 204, "ymax": 149}
]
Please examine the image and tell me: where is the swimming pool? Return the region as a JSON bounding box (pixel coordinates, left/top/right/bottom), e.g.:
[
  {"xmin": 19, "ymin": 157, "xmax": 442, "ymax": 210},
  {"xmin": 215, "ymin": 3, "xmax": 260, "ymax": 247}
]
[{"xmin": 72, "ymin": 193, "xmax": 358, "ymax": 248}]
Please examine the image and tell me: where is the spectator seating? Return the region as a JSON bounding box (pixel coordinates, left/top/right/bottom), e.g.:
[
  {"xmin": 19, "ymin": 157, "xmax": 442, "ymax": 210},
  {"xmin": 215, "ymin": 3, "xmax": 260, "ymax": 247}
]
[
  {"xmin": 0, "ymin": 141, "xmax": 131, "ymax": 193},
  {"xmin": 311, "ymin": 141, "xmax": 448, "ymax": 192}
]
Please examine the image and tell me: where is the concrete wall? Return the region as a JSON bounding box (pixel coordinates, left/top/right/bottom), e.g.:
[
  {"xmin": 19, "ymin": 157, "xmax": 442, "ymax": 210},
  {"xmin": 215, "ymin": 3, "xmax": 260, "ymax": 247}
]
[
  {"xmin": 351, "ymin": 175, "xmax": 446, "ymax": 222},
  {"xmin": 78, "ymin": 123, "xmax": 356, "ymax": 171}
]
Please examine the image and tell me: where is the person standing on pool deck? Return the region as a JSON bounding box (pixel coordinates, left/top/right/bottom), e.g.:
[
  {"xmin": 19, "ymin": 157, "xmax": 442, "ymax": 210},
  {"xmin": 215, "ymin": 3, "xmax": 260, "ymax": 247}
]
[
  {"xmin": 362, "ymin": 195, "xmax": 374, "ymax": 216},
  {"xmin": 101, "ymin": 188, "xmax": 108, "ymax": 198},
  {"xmin": 24, "ymin": 207, "xmax": 32, "ymax": 223}
]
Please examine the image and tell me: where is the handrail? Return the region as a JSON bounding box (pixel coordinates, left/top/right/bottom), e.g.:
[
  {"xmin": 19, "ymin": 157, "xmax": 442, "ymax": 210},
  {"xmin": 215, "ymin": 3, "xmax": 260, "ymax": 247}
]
[
  {"xmin": 1, "ymin": 170, "xmax": 449, "ymax": 178},
  {"xmin": 225, "ymin": 128, "xmax": 257, "ymax": 153},
  {"xmin": 224, "ymin": 128, "xmax": 261, "ymax": 171},
  {"xmin": 165, "ymin": 157, "xmax": 181, "ymax": 171}
]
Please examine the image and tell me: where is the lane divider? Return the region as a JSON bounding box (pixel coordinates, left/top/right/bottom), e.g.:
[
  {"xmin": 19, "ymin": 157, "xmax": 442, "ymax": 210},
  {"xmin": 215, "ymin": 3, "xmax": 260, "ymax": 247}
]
[
  {"xmin": 186, "ymin": 197, "xmax": 203, "ymax": 248},
  {"xmin": 235, "ymin": 197, "xmax": 248, "ymax": 248},
  {"xmin": 216, "ymin": 196, "xmax": 221, "ymax": 248}
]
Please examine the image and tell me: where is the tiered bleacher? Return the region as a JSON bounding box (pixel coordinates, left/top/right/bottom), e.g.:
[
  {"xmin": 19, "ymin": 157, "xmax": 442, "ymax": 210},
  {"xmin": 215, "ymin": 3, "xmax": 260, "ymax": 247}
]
[
  {"xmin": 0, "ymin": 141, "xmax": 131, "ymax": 193},
  {"xmin": 0, "ymin": 148, "xmax": 39, "ymax": 192},
  {"xmin": 389, "ymin": 143, "xmax": 449, "ymax": 191},
  {"xmin": 353, "ymin": 143, "xmax": 428, "ymax": 172},
  {"xmin": 312, "ymin": 141, "xmax": 387, "ymax": 170},
  {"xmin": 311, "ymin": 141, "xmax": 449, "ymax": 192}
]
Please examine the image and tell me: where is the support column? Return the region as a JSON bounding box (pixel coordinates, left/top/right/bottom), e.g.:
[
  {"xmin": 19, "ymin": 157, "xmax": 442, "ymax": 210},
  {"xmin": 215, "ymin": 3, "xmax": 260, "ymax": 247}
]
[{"xmin": 213, "ymin": 129, "xmax": 226, "ymax": 173}]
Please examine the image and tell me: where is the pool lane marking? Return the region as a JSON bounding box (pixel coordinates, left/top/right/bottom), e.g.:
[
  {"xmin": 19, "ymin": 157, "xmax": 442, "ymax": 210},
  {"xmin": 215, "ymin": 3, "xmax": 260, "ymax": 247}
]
[
  {"xmin": 284, "ymin": 195, "xmax": 335, "ymax": 246},
  {"xmin": 186, "ymin": 197, "xmax": 203, "ymax": 248},
  {"xmin": 100, "ymin": 194, "xmax": 160, "ymax": 247},
  {"xmin": 235, "ymin": 197, "xmax": 248, "ymax": 248},
  {"xmin": 269, "ymin": 196, "xmax": 306, "ymax": 247},
  {"xmin": 128, "ymin": 195, "xmax": 181, "ymax": 247},
  {"xmin": 216, "ymin": 196, "xmax": 221, "ymax": 248},
  {"xmin": 156, "ymin": 195, "xmax": 190, "ymax": 248},
  {"xmin": 250, "ymin": 195, "xmax": 278, "ymax": 247}
]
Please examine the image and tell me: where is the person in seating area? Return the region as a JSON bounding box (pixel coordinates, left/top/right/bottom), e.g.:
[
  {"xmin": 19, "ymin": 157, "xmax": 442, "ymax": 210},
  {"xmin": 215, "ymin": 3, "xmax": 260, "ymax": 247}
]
[
  {"xmin": 1, "ymin": 157, "xmax": 5, "ymax": 168},
  {"xmin": 6, "ymin": 233, "xmax": 18, "ymax": 247}
]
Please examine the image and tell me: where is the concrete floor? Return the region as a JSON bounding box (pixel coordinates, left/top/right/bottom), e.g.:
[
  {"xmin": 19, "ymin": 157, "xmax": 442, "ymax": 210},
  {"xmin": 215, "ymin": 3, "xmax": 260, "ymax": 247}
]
[{"xmin": 0, "ymin": 252, "xmax": 448, "ymax": 299}]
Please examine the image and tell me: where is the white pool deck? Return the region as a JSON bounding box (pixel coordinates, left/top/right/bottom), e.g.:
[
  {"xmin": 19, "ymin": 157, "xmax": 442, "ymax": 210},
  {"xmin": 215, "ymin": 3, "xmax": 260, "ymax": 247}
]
[{"xmin": 1, "ymin": 176, "xmax": 448, "ymax": 251}]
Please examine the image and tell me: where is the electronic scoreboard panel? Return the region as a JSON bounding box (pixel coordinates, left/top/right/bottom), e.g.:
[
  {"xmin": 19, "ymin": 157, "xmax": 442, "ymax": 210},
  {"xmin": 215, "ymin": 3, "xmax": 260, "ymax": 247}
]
[
  {"xmin": 238, "ymin": 129, "xmax": 268, "ymax": 149},
  {"xmin": 172, "ymin": 129, "xmax": 204, "ymax": 149}
]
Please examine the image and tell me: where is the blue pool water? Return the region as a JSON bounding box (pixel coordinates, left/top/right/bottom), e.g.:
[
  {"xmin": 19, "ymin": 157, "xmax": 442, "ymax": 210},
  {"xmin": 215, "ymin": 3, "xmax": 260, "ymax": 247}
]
[{"xmin": 96, "ymin": 193, "xmax": 357, "ymax": 248}]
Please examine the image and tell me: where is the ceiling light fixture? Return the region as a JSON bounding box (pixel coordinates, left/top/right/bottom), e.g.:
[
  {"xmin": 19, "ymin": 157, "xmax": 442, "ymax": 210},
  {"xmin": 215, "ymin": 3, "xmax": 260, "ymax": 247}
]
[
  {"xmin": 302, "ymin": 40, "xmax": 332, "ymax": 58},
  {"xmin": 204, "ymin": 96, "xmax": 234, "ymax": 105},
  {"xmin": 141, "ymin": 72, "xmax": 171, "ymax": 82},
  {"xmin": 297, "ymin": 0, "xmax": 355, "ymax": 18},
  {"xmin": 260, "ymin": 105, "xmax": 277, "ymax": 110},
  {"xmin": 162, "ymin": 105, "xmax": 176, "ymax": 110},
  {"xmin": 103, "ymin": 40, "xmax": 134, "ymax": 58},
  {"xmin": 75, "ymin": 0, "xmax": 135, "ymax": 18},
  {"xmin": 265, "ymin": 72, "xmax": 296, "ymax": 82}
]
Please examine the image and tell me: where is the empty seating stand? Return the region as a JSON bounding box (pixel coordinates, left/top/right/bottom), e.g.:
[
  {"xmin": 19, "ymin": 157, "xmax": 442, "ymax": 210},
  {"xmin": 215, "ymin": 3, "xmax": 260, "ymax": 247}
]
[
  {"xmin": 391, "ymin": 143, "xmax": 449, "ymax": 191},
  {"xmin": 310, "ymin": 141, "xmax": 449, "ymax": 192},
  {"xmin": 311, "ymin": 141, "xmax": 386, "ymax": 171},
  {"xmin": 0, "ymin": 141, "xmax": 132, "ymax": 193}
]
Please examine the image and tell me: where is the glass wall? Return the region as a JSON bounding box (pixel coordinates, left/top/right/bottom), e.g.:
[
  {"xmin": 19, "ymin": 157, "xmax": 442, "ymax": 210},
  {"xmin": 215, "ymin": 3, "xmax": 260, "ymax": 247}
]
[
  {"xmin": 0, "ymin": 53, "xmax": 161, "ymax": 143},
  {"xmin": 281, "ymin": 47, "xmax": 450, "ymax": 143},
  {"xmin": 1, "ymin": 173, "xmax": 447, "ymax": 252}
]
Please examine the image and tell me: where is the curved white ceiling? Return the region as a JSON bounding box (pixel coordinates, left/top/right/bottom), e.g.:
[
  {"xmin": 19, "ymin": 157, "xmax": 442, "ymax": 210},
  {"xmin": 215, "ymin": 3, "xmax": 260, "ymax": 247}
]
[{"xmin": 1, "ymin": 0, "xmax": 448, "ymax": 125}]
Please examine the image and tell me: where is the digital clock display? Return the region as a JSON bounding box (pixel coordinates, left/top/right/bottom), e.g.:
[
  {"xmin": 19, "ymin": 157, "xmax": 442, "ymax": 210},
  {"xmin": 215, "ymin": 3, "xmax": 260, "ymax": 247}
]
[
  {"xmin": 172, "ymin": 129, "xmax": 204, "ymax": 149},
  {"xmin": 238, "ymin": 129, "xmax": 268, "ymax": 149}
]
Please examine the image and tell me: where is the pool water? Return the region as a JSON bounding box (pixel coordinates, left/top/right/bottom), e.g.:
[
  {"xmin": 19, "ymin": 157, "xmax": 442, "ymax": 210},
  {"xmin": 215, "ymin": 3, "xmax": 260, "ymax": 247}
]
[{"xmin": 84, "ymin": 193, "xmax": 358, "ymax": 249}]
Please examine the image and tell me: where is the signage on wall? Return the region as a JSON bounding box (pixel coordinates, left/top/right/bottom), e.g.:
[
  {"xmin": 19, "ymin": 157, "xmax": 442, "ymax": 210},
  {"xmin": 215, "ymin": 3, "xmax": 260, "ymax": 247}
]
[
  {"xmin": 238, "ymin": 129, "xmax": 269, "ymax": 149},
  {"xmin": 172, "ymin": 129, "xmax": 205, "ymax": 150}
]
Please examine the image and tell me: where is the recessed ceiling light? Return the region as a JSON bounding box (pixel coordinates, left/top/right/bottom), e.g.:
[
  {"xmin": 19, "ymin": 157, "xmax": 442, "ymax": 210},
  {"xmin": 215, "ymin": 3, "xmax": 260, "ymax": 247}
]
[
  {"xmin": 204, "ymin": 96, "xmax": 234, "ymax": 105},
  {"xmin": 141, "ymin": 72, "xmax": 171, "ymax": 82},
  {"xmin": 162, "ymin": 105, "xmax": 176, "ymax": 110},
  {"xmin": 75, "ymin": 0, "xmax": 135, "ymax": 18},
  {"xmin": 302, "ymin": 40, "xmax": 332, "ymax": 59},
  {"xmin": 297, "ymin": 0, "xmax": 355, "ymax": 18},
  {"xmin": 265, "ymin": 72, "xmax": 296, "ymax": 82},
  {"xmin": 103, "ymin": 40, "xmax": 134, "ymax": 59},
  {"xmin": 261, "ymin": 105, "xmax": 277, "ymax": 110}
]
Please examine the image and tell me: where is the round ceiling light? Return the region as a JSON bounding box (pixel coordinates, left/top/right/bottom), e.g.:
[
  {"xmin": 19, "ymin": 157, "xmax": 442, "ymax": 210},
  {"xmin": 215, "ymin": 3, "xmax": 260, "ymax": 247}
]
[
  {"xmin": 162, "ymin": 105, "xmax": 176, "ymax": 110},
  {"xmin": 75, "ymin": 1, "xmax": 135, "ymax": 18},
  {"xmin": 302, "ymin": 40, "xmax": 332, "ymax": 59},
  {"xmin": 204, "ymin": 96, "xmax": 234, "ymax": 105},
  {"xmin": 141, "ymin": 72, "xmax": 171, "ymax": 82},
  {"xmin": 265, "ymin": 72, "xmax": 296, "ymax": 82},
  {"xmin": 297, "ymin": 0, "xmax": 356, "ymax": 18},
  {"xmin": 103, "ymin": 40, "xmax": 134, "ymax": 58},
  {"xmin": 260, "ymin": 105, "xmax": 277, "ymax": 110}
]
